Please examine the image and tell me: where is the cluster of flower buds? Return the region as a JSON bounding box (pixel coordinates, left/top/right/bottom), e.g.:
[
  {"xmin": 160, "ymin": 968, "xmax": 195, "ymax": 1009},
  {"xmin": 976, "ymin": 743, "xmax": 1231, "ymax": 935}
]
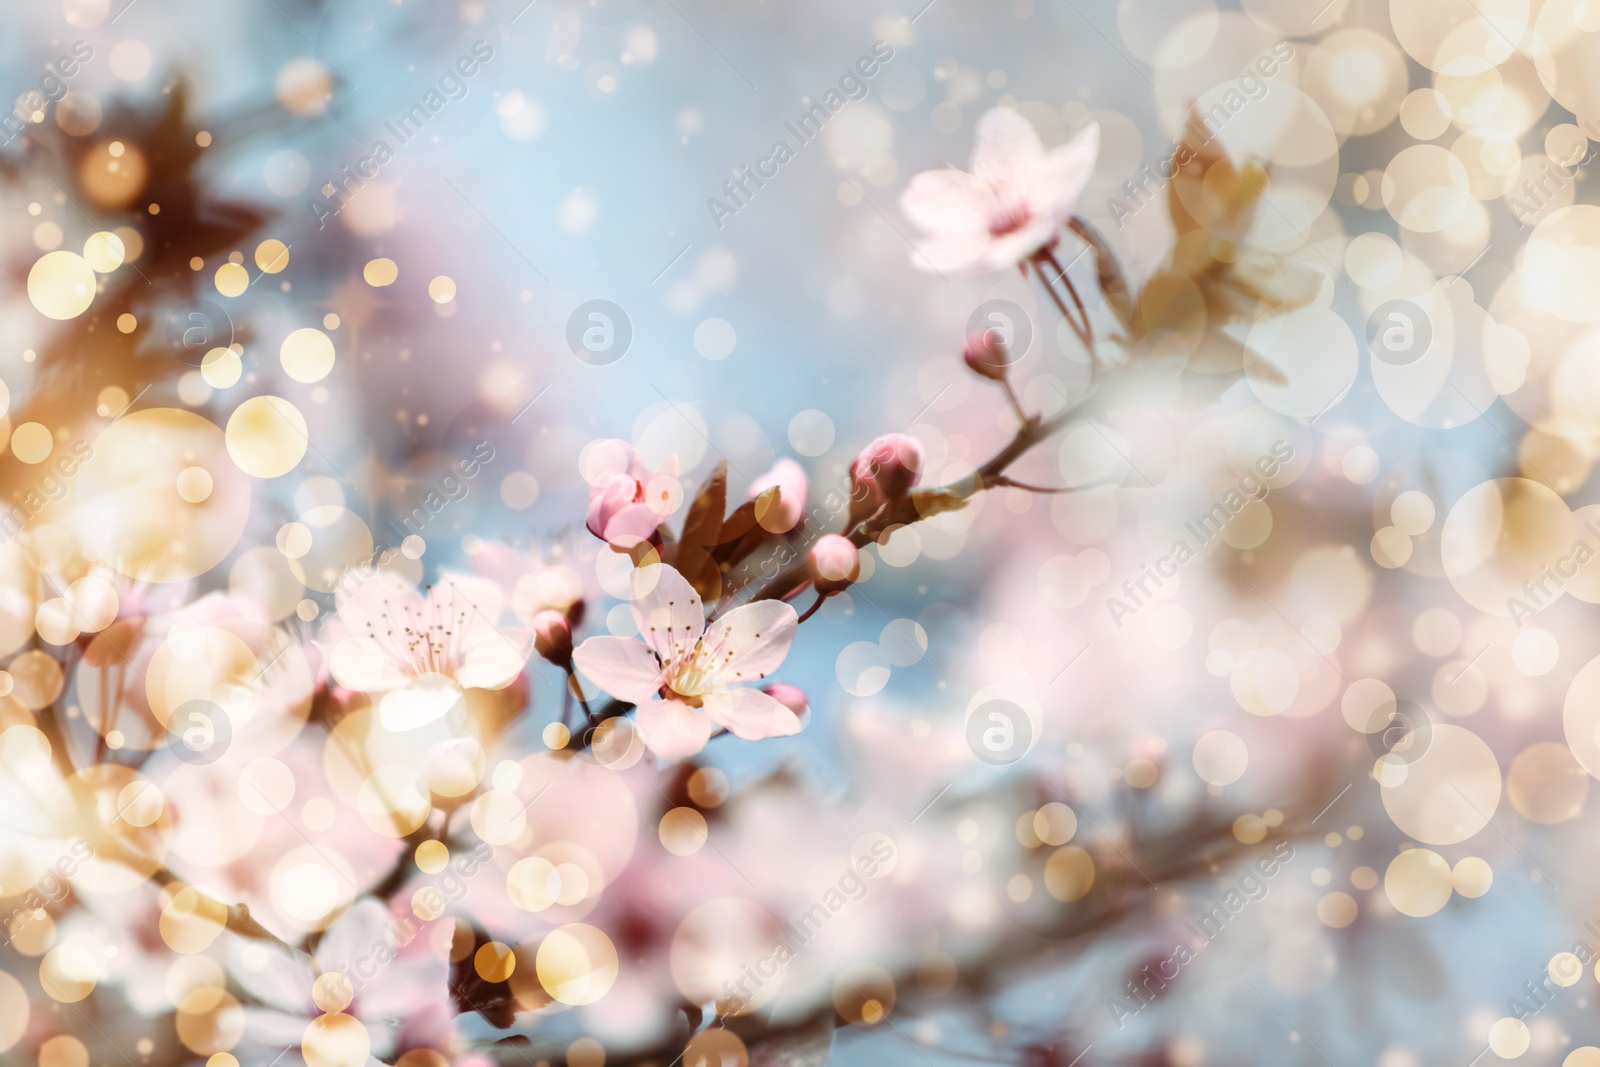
[{"xmin": 847, "ymin": 433, "xmax": 924, "ymax": 527}]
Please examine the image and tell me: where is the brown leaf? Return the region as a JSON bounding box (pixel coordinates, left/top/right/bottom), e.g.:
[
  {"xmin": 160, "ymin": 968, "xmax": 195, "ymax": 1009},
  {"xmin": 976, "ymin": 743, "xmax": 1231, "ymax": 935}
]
[
  {"xmin": 712, "ymin": 488, "xmax": 781, "ymax": 568},
  {"xmin": 673, "ymin": 463, "xmax": 727, "ymax": 601}
]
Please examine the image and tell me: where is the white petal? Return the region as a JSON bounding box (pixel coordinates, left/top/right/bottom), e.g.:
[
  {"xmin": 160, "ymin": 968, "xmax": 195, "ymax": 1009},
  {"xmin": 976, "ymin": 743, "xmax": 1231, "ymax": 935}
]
[
  {"xmin": 453, "ymin": 624, "xmax": 530, "ymax": 690},
  {"xmin": 635, "ymin": 698, "xmax": 712, "ymax": 760},
  {"xmin": 911, "ymin": 232, "xmax": 1001, "ymax": 275},
  {"xmin": 572, "ymin": 636, "xmax": 664, "ymax": 703},
  {"xmin": 317, "ymin": 898, "xmax": 392, "ymax": 973},
  {"xmin": 228, "ymin": 939, "xmax": 312, "ymax": 1014},
  {"xmin": 431, "ymin": 572, "xmax": 507, "ymax": 628},
  {"xmin": 630, "ymin": 564, "xmax": 705, "ymax": 665},
  {"xmin": 704, "ymin": 687, "xmax": 803, "ymax": 741},
  {"xmin": 899, "ymin": 168, "xmax": 991, "ymax": 236},
  {"xmin": 973, "ymin": 106, "xmax": 1045, "ymax": 183},
  {"xmin": 1032, "ymin": 122, "xmax": 1100, "ymax": 222},
  {"xmin": 702, "ymin": 600, "xmax": 797, "ymax": 686}
]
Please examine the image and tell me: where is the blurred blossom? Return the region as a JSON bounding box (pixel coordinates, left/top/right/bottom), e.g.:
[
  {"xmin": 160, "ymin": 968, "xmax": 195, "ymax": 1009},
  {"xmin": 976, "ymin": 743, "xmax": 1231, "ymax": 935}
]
[{"xmin": 900, "ymin": 107, "xmax": 1100, "ymax": 274}]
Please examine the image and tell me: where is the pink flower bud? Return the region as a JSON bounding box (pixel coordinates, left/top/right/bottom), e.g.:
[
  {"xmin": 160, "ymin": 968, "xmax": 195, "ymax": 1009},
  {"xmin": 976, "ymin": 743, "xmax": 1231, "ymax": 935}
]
[
  {"xmin": 762, "ymin": 683, "xmax": 809, "ymax": 725},
  {"xmin": 963, "ymin": 329, "xmax": 1013, "ymax": 381},
  {"xmin": 749, "ymin": 458, "xmax": 808, "ymax": 533},
  {"xmin": 809, "ymin": 534, "xmax": 861, "ymax": 594},
  {"xmin": 531, "ymin": 609, "xmax": 573, "ymax": 667},
  {"xmin": 583, "ymin": 438, "xmax": 677, "ymax": 549},
  {"xmin": 848, "ymin": 433, "xmax": 924, "ymax": 524}
]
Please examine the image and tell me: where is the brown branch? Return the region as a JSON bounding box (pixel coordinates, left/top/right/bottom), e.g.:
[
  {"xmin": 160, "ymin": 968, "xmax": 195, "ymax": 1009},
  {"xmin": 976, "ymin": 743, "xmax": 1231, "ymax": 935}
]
[
  {"xmin": 141, "ymin": 863, "xmax": 306, "ymax": 958},
  {"xmin": 473, "ymin": 774, "xmax": 1343, "ymax": 1067}
]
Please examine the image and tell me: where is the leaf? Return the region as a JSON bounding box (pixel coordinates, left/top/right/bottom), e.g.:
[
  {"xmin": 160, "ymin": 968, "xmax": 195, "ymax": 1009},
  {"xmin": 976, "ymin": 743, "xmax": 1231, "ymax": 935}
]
[
  {"xmin": 1139, "ymin": 106, "xmax": 1320, "ymax": 378},
  {"xmin": 712, "ymin": 488, "xmax": 781, "ymax": 568},
  {"xmin": 673, "ymin": 462, "xmax": 727, "ymax": 602},
  {"xmin": 908, "ymin": 487, "xmax": 970, "ymax": 522}
]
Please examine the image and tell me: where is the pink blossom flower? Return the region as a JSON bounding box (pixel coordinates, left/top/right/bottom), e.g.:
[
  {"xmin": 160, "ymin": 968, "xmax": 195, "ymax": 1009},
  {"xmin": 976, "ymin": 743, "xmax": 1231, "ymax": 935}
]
[
  {"xmin": 900, "ymin": 107, "xmax": 1100, "ymax": 275},
  {"xmin": 584, "ymin": 439, "xmax": 679, "ymax": 549},
  {"xmin": 328, "ymin": 570, "xmax": 530, "ymax": 731},
  {"xmin": 809, "ymin": 535, "xmax": 860, "ymax": 594},
  {"xmin": 572, "ymin": 564, "xmax": 802, "ymax": 760},
  {"xmin": 748, "ymin": 458, "xmax": 808, "ymax": 532}
]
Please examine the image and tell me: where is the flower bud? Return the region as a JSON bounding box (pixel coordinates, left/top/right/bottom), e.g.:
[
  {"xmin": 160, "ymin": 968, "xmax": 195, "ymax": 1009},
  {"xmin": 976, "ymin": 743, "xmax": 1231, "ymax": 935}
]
[
  {"xmin": 762, "ymin": 683, "xmax": 810, "ymax": 725},
  {"xmin": 809, "ymin": 534, "xmax": 861, "ymax": 595},
  {"xmin": 749, "ymin": 458, "xmax": 808, "ymax": 533},
  {"xmin": 531, "ymin": 609, "xmax": 573, "ymax": 667},
  {"xmin": 963, "ymin": 329, "xmax": 1012, "ymax": 381},
  {"xmin": 848, "ymin": 433, "xmax": 924, "ymax": 524}
]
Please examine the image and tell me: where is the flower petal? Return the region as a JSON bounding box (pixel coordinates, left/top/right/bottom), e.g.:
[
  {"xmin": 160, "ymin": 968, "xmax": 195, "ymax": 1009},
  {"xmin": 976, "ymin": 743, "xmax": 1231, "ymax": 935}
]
[
  {"xmin": 453, "ymin": 626, "xmax": 529, "ymax": 690},
  {"xmin": 572, "ymin": 636, "xmax": 664, "ymax": 703},
  {"xmin": 973, "ymin": 106, "xmax": 1045, "ymax": 183},
  {"xmin": 316, "ymin": 898, "xmax": 392, "ymax": 973},
  {"xmin": 630, "ymin": 564, "xmax": 705, "ymax": 665},
  {"xmin": 702, "ymin": 600, "xmax": 797, "ymax": 685},
  {"xmin": 1033, "ymin": 122, "xmax": 1100, "ymax": 222},
  {"xmin": 704, "ymin": 687, "xmax": 804, "ymax": 741},
  {"xmin": 635, "ymin": 698, "xmax": 712, "ymax": 760},
  {"xmin": 910, "ymin": 231, "xmax": 1001, "ymax": 275},
  {"xmin": 899, "ymin": 168, "xmax": 991, "ymax": 236}
]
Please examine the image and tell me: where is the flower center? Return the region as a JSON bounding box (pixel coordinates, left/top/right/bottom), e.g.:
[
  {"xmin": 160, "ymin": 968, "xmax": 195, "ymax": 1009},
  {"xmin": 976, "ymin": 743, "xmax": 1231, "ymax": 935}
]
[
  {"xmin": 669, "ymin": 667, "xmax": 714, "ymax": 700},
  {"xmin": 988, "ymin": 200, "xmax": 1031, "ymax": 237}
]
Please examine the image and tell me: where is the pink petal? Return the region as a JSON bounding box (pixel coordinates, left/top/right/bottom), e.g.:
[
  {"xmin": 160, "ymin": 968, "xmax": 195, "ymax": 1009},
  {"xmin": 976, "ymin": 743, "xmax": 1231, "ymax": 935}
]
[
  {"xmin": 899, "ymin": 168, "xmax": 991, "ymax": 236},
  {"xmin": 702, "ymin": 600, "xmax": 797, "ymax": 685},
  {"xmin": 630, "ymin": 564, "xmax": 705, "ymax": 665},
  {"xmin": 602, "ymin": 502, "xmax": 664, "ymax": 547},
  {"xmin": 635, "ymin": 698, "xmax": 712, "ymax": 760},
  {"xmin": 973, "ymin": 106, "xmax": 1045, "ymax": 183},
  {"xmin": 704, "ymin": 687, "xmax": 804, "ymax": 741},
  {"xmin": 1032, "ymin": 122, "xmax": 1100, "ymax": 222},
  {"xmin": 572, "ymin": 636, "xmax": 664, "ymax": 703}
]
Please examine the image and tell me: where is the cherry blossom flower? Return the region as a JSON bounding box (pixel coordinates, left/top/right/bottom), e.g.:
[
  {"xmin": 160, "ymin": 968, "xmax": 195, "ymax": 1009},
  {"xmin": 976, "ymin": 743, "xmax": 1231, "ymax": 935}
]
[
  {"xmin": 900, "ymin": 107, "xmax": 1100, "ymax": 275},
  {"xmin": 231, "ymin": 897, "xmax": 452, "ymax": 1064},
  {"xmin": 328, "ymin": 570, "xmax": 530, "ymax": 732},
  {"xmin": 572, "ymin": 564, "xmax": 802, "ymax": 759},
  {"xmin": 584, "ymin": 439, "xmax": 679, "ymax": 549}
]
